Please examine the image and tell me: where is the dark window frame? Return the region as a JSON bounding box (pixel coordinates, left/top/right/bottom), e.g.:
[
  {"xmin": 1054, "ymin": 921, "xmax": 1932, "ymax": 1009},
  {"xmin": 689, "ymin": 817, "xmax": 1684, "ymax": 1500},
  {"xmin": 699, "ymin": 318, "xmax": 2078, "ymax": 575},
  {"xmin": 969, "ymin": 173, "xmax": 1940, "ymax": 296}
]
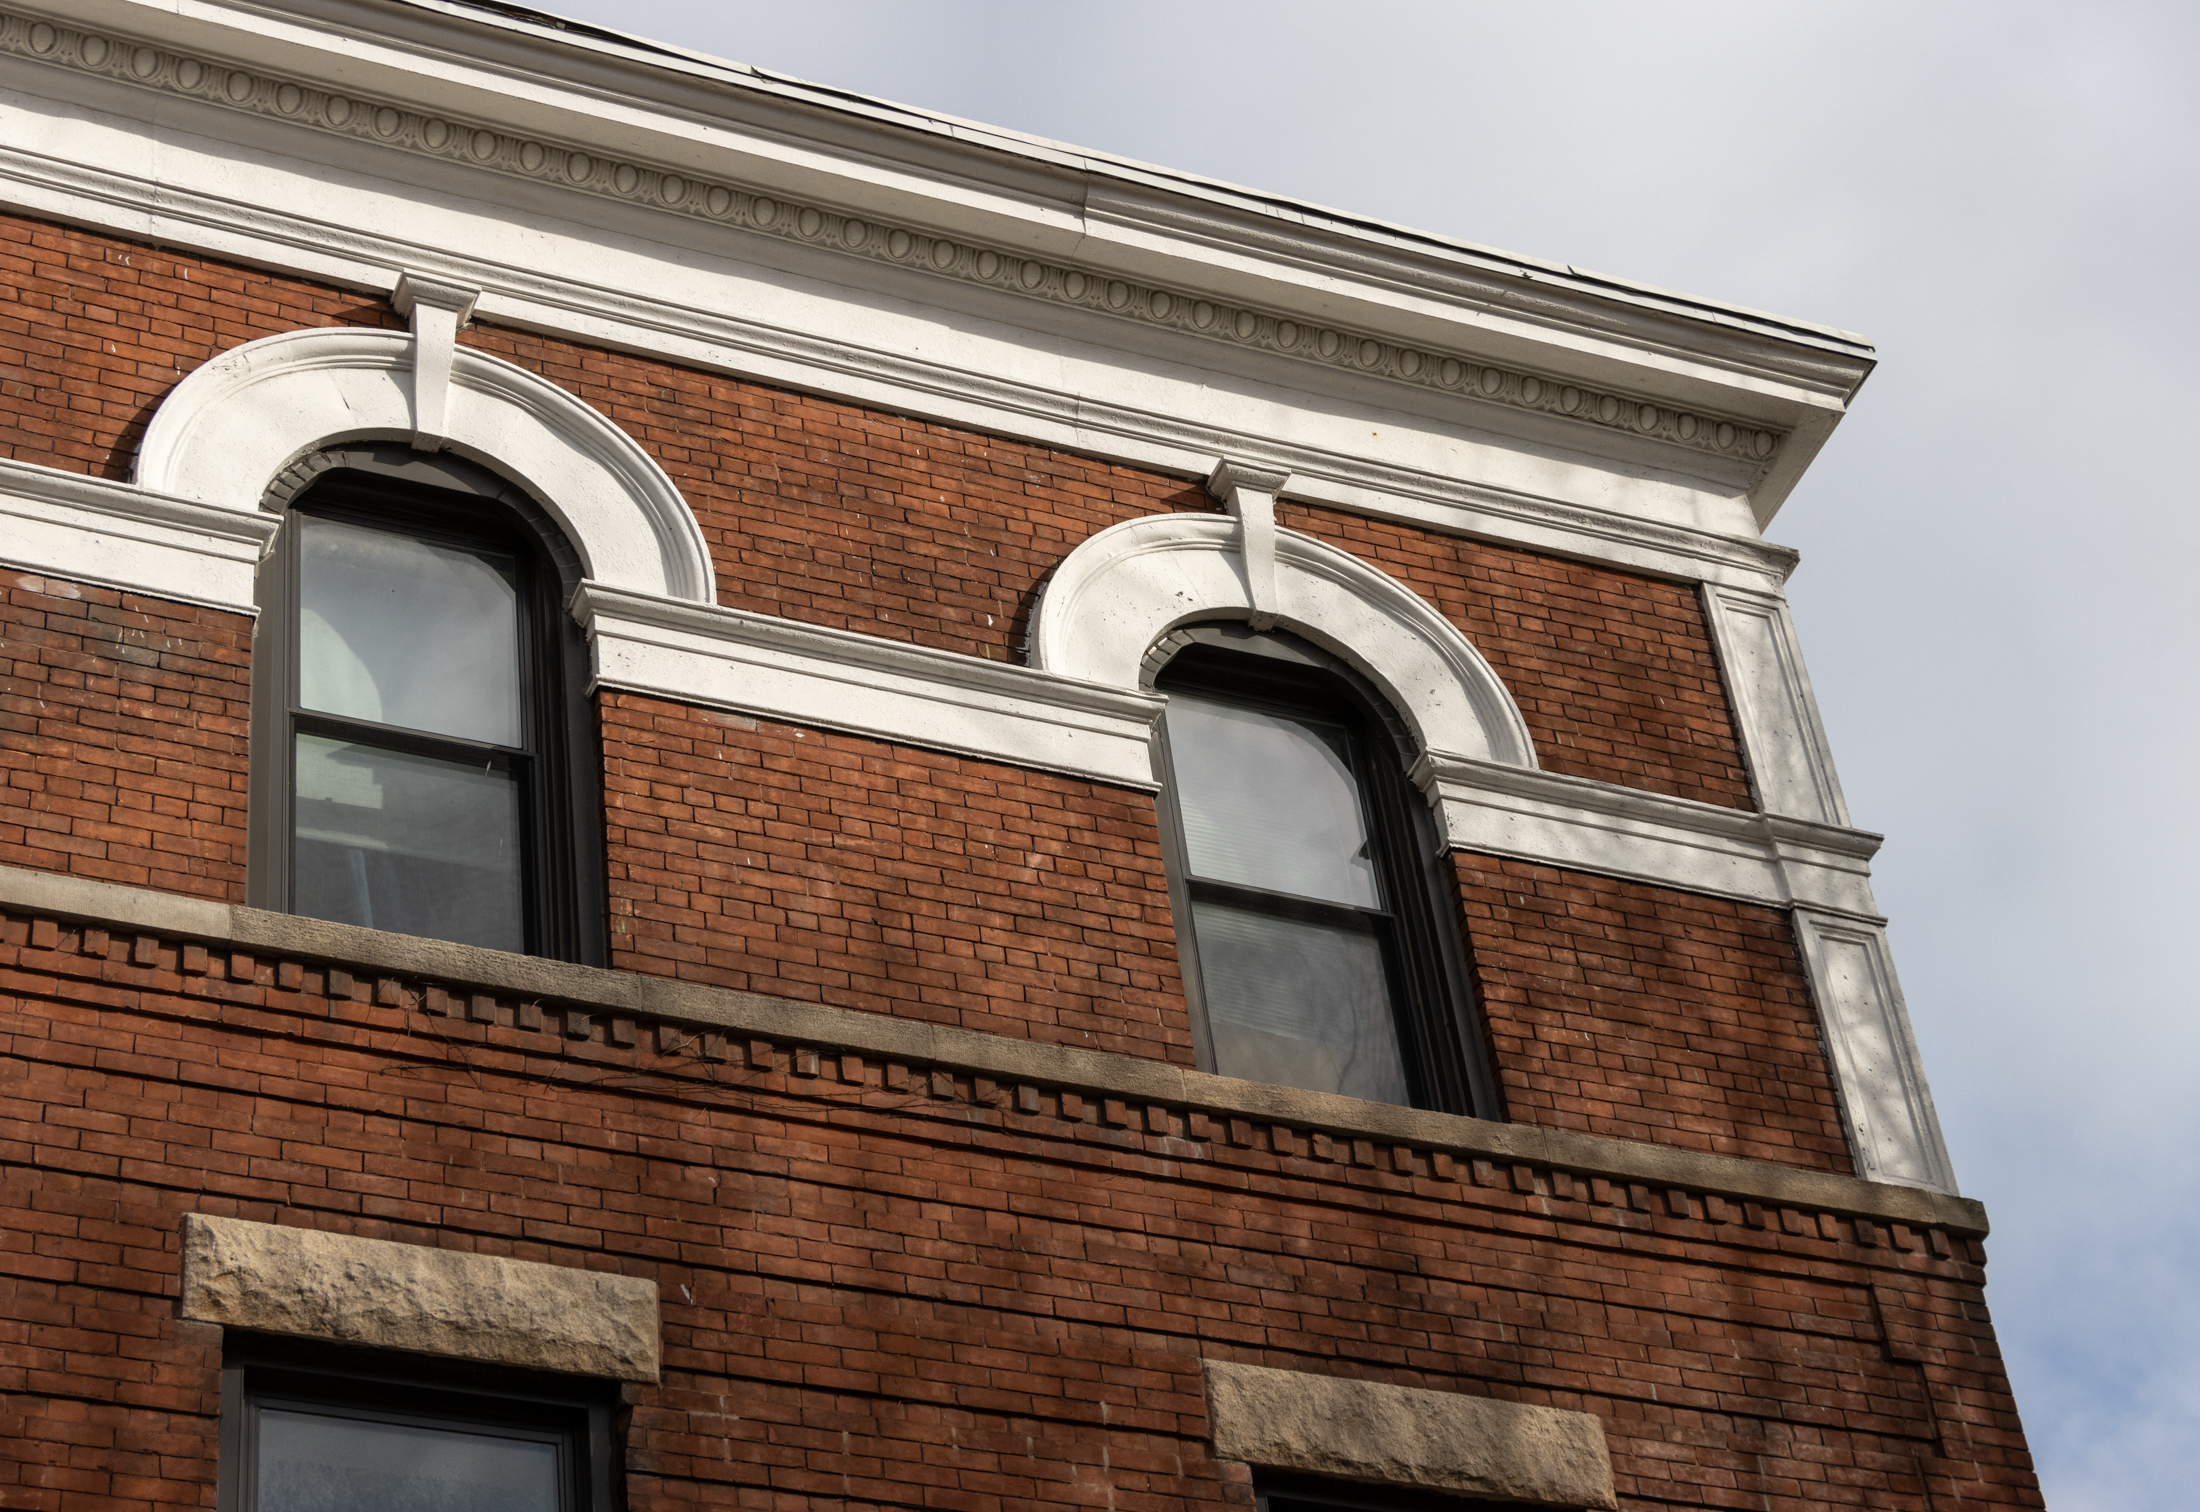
[
  {"xmin": 1153, "ymin": 624, "xmax": 1500, "ymax": 1119},
  {"xmin": 215, "ymin": 1332, "xmax": 618, "ymax": 1512},
  {"xmin": 1255, "ymin": 1472, "xmax": 1547, "ymax": 1512},
  {"xmin": 247, "ymin": 447, "xmax": 605, "ymax": 964}
]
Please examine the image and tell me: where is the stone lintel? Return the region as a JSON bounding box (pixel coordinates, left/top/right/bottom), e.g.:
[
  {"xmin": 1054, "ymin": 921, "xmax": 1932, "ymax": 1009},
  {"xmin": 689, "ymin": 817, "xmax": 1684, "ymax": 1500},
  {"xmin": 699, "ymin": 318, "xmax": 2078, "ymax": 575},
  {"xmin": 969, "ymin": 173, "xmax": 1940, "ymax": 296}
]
[
  {"xmin": 178, "ymin": 1214, "xmax": 660, "ymax": 1381},
  {"xmin": 1203, "ymin": 1359, "xmax": 1617, "ymax": 1509}
]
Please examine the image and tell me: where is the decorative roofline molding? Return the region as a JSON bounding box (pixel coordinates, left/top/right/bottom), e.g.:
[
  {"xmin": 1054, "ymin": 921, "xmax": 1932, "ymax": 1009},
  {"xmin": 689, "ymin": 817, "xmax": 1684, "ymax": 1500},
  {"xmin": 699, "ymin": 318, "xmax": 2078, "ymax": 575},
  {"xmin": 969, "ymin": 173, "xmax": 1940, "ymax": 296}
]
[
  {"xmin": 0, "ymin": 136, "xmax": 1801, "ymax": 592},
  {"xmin": 0, "ymin": 9, "xmax": 1790, "ymax": 479}
]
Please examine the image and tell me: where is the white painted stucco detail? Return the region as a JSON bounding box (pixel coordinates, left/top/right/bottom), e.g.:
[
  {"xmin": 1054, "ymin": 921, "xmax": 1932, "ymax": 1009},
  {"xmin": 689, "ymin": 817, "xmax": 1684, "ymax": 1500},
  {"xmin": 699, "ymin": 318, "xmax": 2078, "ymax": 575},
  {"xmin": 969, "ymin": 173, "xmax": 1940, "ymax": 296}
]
[
  {"xmin": 1417, "ymin": 752, "xmax": 1881, "ymax": 915},
  {"xmin": 1702, "ymin": 582, "xmax": 1850, "ymax": 826},
  {"xmin": 1791, "ymin": 909, "xmax": 1960, "ymax": 1193},
  {"xmin": 0, "ymin": 456, "xmax": 278, "ymax": 613},
  {"xmin": 574, "ymin": 582, "xmax": 1167, "ymax": 790},
  {"xmin": 1031, "ymin": 511, "xmax": 1538, "ymax": 769},
  {"xmin": 133, "ymin": 324, "xmax": 716, "ymax": 603}
]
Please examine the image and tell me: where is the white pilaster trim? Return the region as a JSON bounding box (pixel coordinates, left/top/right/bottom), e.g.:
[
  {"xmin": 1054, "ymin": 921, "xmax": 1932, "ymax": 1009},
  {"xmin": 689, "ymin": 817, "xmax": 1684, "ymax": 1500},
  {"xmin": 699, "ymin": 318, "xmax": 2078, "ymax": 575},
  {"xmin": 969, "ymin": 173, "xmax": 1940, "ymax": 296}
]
[
  {"xmin": 1703, "ymin": 582, "xmax": 1851, "ymax": 826},
  {"xmin": 133, "ymin": 326, "xmax": 716, "ymax": 604},
  {"xmin": 390, "ymin": 270, "xmax": 480, "ymax": 453},
  {"xmin": 1790, "ymin": 908, "xmax": 1959, "ymax": 1193},
  {"xmin": 1418, "ymin": 753, "xmax": 1881, "ymax": 915},
  {"xmin": 1205, "ymin": 459, "xmax": 1290, "ymax": 630},
  {"xmin": 572, "ymin": 583, "xmax": 1167, "ymax": 791},
  {"xmin": 0, "ymin": 456, "xmax": 277, "ymax": 612}
]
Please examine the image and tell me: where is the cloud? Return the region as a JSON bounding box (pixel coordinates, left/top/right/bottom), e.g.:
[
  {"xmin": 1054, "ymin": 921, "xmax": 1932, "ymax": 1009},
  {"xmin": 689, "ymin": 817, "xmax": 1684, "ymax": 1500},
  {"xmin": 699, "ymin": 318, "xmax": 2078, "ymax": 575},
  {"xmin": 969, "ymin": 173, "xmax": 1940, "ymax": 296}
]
[{"xmin": 541, "ymin": 2, "xmax": 2200, "ymax": 1501}]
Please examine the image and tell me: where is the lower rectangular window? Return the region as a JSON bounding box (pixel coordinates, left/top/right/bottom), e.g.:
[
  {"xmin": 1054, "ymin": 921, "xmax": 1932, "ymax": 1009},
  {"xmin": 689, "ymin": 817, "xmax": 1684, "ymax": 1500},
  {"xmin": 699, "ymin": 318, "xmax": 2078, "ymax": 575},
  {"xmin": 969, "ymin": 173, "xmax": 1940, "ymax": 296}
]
[
  {"xmin": 218, "ymin": 1335, "xmax": 615, "ymax": 1512},
  {"xmin": 1258, "ymin": 1474, "xmax": 1546, "ymax": 1512}
]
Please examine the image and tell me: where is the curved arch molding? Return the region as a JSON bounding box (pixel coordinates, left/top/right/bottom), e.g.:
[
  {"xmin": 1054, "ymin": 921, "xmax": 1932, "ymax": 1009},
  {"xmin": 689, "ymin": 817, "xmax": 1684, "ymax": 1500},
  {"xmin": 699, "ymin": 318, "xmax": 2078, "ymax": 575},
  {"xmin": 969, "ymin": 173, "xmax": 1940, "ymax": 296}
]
[
  {"xmin": 1030, "ymin": 513, "xmax": 1538, "ymax": 770},
  {"xmin": 134, "ymin": 327, "xmax": 715, "ymax": 602}
]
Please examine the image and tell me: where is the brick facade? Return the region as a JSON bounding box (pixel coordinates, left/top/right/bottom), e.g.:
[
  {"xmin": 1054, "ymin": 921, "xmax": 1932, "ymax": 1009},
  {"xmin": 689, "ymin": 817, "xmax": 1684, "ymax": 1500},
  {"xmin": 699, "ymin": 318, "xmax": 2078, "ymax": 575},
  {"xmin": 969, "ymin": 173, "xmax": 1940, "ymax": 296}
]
[
  {"xmin": 0, "ymin": 906, "xmax": 2040, "ymax": 1511},
  {"xmin": 600, "ymin": 693, "xmax": 1190, "ymax": 1063},
  {"xmin": 6, "ymin": 214, "xmax": 1758, "ymax": 814},
  {"xmin": 0, "ymin": 205, "xmax": 2042, "ymax": 1509},
  {"xmin": 1453, "ymin": 852, "xmax": 1852, "ymax": 1172},
  {"xmin": 1278, "ymin": 502, "xmax": 1755, "ymax": 808},
  {"xmin": 0, "ymin": 576, "xmax": 250, "ymax": 903}
]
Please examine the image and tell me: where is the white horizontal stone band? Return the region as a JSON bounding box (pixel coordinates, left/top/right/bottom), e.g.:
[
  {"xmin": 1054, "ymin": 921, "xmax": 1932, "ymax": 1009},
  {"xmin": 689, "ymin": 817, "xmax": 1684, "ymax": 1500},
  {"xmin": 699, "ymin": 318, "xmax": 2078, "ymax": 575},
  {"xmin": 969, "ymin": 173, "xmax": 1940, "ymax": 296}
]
[
  {"xmin": 178, "ymin": 1212, "xmax": 661, "ymax": 1380},
  {"xmin": 1419, "ymin": 752, "xmax": 1881, "ymax": 915},
  {"xmin": 1202, "ymin": 1359, "xmax": 1616, "ymax": 1509},
  {"xmin": 0, "ymin": 456, "xmax": 276, "ymax": 612},
  {"xmin": 573, "ymin": 582, "xmax": 1168, "ymax": 791}
]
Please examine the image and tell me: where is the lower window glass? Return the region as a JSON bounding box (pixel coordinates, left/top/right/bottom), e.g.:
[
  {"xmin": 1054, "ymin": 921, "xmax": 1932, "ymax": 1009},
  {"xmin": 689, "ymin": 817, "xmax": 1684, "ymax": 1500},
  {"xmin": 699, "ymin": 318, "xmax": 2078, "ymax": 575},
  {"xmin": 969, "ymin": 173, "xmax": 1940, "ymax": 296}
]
[
  {"xmin": 255, "ymin": 1406, "xmax": 563, "ymax": 1512},
  {"xmin": 1191, "ymin": 897, "xmax": 1409, "ymax": 1104},
  {"xmin": 221, "ymin": 1335, "xmax": 613, "ymax": 1512},
  {"xmin": 292, "ymin": 733, "xmax": 525, "ymax": 951}
]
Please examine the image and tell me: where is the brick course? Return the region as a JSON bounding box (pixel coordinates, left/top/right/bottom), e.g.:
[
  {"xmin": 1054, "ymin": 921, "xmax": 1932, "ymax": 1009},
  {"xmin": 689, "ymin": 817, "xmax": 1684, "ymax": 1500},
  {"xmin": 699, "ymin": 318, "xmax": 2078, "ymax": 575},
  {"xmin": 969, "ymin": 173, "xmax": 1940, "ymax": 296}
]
[
  {"xmin": 456, "ymin": 322, "xmax": 1216, "ymax": 662},
  {"xmin": 0, "ymin": 576, "xmax": 250, "ymax": 902},
  {"xmin": 1454, "ymin": 851, "xmax": 1852, "ymax": 1172},
  {"xmin": 0, "ymin": 907, "xmax": 2043, "ymax": 1511},
  {"xmin": 1278, "ymin": 502, "xmax": 1755, "ymax": 808},
  {"xmin": 601, "ymin": 693, "xmax": 1191, "ymax": 1063},
  {"xmin": 0, "ymin": 213, "xmax": 399, "ymax": 480}
]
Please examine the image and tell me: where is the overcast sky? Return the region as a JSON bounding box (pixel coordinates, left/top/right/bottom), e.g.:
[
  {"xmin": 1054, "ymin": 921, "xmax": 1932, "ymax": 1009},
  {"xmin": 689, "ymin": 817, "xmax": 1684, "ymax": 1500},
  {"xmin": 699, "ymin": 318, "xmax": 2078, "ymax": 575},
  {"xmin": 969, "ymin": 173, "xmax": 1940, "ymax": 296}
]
[{"xmin": 543, "ymin": 3, "xmax": 2198, "ymax": 1503}]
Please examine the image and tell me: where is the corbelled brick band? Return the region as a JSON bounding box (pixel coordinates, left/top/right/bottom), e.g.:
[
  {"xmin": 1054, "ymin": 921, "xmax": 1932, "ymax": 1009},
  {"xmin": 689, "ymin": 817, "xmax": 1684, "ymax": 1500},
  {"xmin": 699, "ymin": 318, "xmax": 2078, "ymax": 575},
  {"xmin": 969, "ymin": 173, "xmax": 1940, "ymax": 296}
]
[
  {"xmin": 0, "ymin": 866, "xmax": 2037, "ymax": 1510},
  {"xmin": 0, "ymin": 575, "xmax": 249, "ymax": 901},
  {"xmin": 1456, "ymin": 852, "xmax": 1853, "ymax": 1172}
]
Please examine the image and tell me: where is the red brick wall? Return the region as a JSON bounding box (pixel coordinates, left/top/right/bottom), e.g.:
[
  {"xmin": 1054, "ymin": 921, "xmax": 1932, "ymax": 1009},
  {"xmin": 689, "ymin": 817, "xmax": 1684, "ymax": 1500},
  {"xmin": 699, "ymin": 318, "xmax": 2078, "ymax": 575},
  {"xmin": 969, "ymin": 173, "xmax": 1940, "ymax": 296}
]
[
  {"xmin": 1279, "ymin": 502, "xmax": 1755, "ymax": 809},
  {"xmin": 0, "ymin": 904, "xmax": 2043, "ymax": 1511},
  {"xmin": 601, "ymin": 692, "xmax": 1191, "ymax": 1062},
  {"xmin": 0, "ymin": 213, "xmax": 399, "ymax": 480},
  {"xmin": 0, "ymin": 575, "xmax": 249, "ymax": 902},
  {"xmin": 457, "ymin": 323, "xmax": 1215, "ymax": 661},
  {"xmin": 1454, "ymin": 852, "xmax": 1852, "ymax": 1172},
  {"xmin": 4, "ymin": 213, "xmax": 1756, "ymax": 816}
]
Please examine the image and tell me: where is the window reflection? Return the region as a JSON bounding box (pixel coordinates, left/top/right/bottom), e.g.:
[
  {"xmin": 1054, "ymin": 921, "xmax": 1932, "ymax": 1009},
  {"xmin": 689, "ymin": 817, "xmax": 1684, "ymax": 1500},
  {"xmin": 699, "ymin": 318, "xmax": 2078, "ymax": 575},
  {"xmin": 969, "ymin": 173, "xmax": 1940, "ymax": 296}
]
[
  {"xmin": 1163, "ymin": 684, "xmax": 1411, "ymax": 1104},
  {"xmin": 257, "ymin": 1409, "xmax": 561, "ymax": 1512},
  {"xmin": 298, "ymin": 516, "xmax": 520, "ymax": 746}
]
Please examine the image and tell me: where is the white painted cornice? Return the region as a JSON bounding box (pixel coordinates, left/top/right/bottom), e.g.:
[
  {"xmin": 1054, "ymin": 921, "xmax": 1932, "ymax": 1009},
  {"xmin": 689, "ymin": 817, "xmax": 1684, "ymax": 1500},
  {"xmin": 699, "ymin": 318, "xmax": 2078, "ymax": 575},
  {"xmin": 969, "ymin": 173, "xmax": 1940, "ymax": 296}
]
[
  {"xmin": 0, "ymin": 0, "xmax": 1871, "ymax": 526},
  {"xmin": 0, "ymin": 130, "xmax": 1800, "ymax": 590},
  {"xmin": 572, "ymin": 583, "xmax": 1168, "ymax": 791},
  {"xmin": 1416, "ymin": 752, "xmax": 1881, "ymax": 917},
  {"xmin": 0, "ymin": 456, "xmax": 277, "ymax": 612}
]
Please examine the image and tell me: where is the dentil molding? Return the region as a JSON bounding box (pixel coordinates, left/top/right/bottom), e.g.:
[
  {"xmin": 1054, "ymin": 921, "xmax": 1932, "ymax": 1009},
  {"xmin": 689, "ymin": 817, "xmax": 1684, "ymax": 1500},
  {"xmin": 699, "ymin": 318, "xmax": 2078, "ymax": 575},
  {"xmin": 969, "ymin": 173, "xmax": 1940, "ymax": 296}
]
[{"xmin": 0, "ymin": 8, "xmax": 1790, "ymax": 478}]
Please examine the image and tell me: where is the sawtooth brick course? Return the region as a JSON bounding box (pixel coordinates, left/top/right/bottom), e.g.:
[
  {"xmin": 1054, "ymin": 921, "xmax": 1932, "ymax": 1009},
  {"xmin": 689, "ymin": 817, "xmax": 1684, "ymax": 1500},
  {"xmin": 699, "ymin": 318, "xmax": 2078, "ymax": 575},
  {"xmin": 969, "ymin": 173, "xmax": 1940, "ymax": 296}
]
[
  {"xmin": 600, "ymin": 692, "xmax": 1192, "ymax": 1063},
  {"xmin": 0, "ymin": 907, "xmax": 2044, "ymax": 1511},
  {"xmin": 0, "ymin": 575, "xmax": 250, "ymax": 902},
  {"xmin": 1278, "ymin": 501, "xmax": 1756, "ymax": 808},
  {"xmin": 1454, "ymin": 851, "xmax": 1853, "ymax": 1172}
]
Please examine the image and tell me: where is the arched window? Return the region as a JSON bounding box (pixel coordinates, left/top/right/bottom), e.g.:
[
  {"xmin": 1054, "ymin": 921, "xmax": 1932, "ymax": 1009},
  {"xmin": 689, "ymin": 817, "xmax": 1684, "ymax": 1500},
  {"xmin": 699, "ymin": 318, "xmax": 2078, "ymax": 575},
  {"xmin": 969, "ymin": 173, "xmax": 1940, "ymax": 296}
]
[
  {"xmin": 1154, "ymin": 627, "xmax": 1495, "ymax": 1116},
  {"xmin": 248, "ymin": 449, "xmax": 603, "ymax": 963}
]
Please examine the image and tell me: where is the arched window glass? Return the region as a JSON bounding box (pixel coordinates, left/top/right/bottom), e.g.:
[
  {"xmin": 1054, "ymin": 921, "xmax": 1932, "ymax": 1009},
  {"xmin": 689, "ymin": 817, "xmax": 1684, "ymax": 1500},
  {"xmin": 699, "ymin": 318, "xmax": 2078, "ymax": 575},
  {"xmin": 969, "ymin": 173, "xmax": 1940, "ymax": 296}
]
[
  {"xmin": 251, "ymin": 450, "xmax": 602, "ymax": 962},
  {"xmin": 1156, "ymin": 627, "xmax": 1493, "ymax": 1115}
]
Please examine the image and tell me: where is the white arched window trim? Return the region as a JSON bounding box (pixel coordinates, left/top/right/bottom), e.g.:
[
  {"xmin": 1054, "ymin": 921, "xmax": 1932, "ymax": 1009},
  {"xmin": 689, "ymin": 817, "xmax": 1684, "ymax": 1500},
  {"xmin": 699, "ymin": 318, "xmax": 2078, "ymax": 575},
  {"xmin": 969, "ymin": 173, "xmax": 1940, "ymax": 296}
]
[
  {"xmin": 1029, "ymin": 510, "xmax": 1538, "ymax": 772},
  {"xmin": 134, "ymin": 311, "xmax": 714, "ymax": 604}
]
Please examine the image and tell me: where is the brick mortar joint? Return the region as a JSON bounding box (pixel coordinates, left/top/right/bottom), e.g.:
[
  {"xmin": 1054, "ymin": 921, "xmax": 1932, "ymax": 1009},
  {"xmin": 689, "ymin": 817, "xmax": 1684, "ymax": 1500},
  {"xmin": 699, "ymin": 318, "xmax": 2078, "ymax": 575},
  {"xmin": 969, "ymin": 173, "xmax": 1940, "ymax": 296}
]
[{"xmin": 0, "ymin": 860, "xmax": 1985, "ymax": 1237}]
